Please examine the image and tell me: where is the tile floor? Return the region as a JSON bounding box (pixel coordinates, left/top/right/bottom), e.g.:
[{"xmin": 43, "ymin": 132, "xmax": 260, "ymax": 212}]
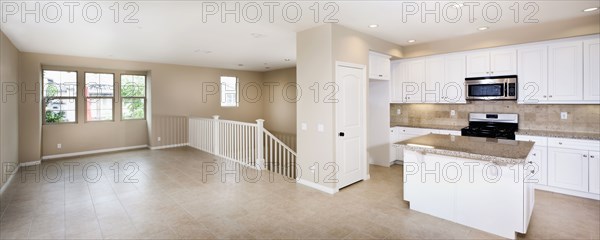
[{"xmin": 0, "ymin": 147, "xmax": 599, "ymax": 239}]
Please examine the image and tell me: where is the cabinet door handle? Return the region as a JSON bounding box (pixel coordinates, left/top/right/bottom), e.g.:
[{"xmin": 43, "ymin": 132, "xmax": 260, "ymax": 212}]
[
  {"xmin": 558, "ymin": 142, "xmax": 562, "ymax": 145},
  {"xmin": 528, "ymin": 161, "xmax": 533, "ymax": 164},
  {"xmin": 584, "ymin": 155, "xmax": 588, "ymax": 158},
  {"xmin": 543, "ymin": 95, "xmax": 547, "ymax": 98},
  {"xmin": 379, "ymin": 74, "xmax": 383, "ymax": 77},
  {"xmin": 533, "ymin": 153, "xmax": 537, "ymax": 156},
  {"xmin": 531, "ymin": 170, "xmax": 535, "ymax": 174},
  {"xmin": 591, "ymin": 155, "xmax": 595, "ymax": 158},
  {"xmin": 549, "ymin": 95, "xmax": 553, "ymax": 98}
]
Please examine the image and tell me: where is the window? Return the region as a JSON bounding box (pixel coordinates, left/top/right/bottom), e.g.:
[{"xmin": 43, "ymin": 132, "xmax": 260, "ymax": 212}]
[
  {"xmin": 121, "ymin": 75, "xmax": 146, "ymax": 120},
  {"xmin": 220, "ymin": 76, "xmax": 238, "ymax": 107},
  {"xmin": 85, "ymin": 73, "xmax": 114, "ymax": 121},
  {"xmin": 43, "ymin": 70, "xmax": 77, "ymax": 123}
]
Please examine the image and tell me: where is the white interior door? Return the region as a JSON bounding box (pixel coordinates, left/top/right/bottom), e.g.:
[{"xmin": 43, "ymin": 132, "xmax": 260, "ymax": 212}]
[{"xmin": 336, "ymin": 62, "xmax": 366, "ymax": 189}]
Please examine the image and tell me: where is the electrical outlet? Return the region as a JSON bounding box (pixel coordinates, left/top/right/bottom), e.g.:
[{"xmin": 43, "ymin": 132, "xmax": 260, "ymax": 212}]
[
  {"xmin": 157, "ymin": 137, "xmax": 162, "ymax": 142},
  {"xmin": 396, "ymin": 109, "xmax": 401, "ymax": 115},
  {"xmin": 317, "ymin": 124, "xmax": 324, "ymax": 132},
  {"xmin": 301, "ymin": 123, "xmax": 307, "ymax": 131},
  {"xmin": 450, "ymin": 110, "xmax": 456, "ymax": 117},
  {"xmin": 57, "ymin": 143, "xmax": 62, "ymax": 149},
  {"xmin": 560, "ymin": 112, "xmax": 568, "ymax": 120}
]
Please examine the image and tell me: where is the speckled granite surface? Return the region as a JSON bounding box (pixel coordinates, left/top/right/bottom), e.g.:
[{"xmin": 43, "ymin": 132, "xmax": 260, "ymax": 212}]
[
  {"xmin": 395, "ymin": 134, "xmax": 534, "ymax": 165},
  {"xmin": 516, "ymin": 130, "xmax": 600, "ymax": 141},
  {"xmin": 390, "ymin": 123, "xmax": 465, "ymax": 131}
]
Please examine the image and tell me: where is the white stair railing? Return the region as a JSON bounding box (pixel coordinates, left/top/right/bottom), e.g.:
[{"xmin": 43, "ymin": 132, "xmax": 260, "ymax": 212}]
[{"xmin": 188, "ymin": 116, "xmax": 296, "ymax": 178}]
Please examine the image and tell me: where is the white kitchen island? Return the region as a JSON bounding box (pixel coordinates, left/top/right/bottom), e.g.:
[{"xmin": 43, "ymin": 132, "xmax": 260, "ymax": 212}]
[{"xmin": 397, "ymin": 134, "xmax": 536, "ymax": 239}]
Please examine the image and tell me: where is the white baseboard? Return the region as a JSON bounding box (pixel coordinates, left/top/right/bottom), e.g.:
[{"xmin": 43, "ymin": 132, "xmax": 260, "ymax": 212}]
[
  {"xmin": 149, "ymin": 143, "xmax": 189, "ymax": 150},
  {"xmin": 20, "ymin": 160, "xmax": 41, "ymax": 167},
  {"xmin": 535, "ymin": 184, "xmax": 600, "ymax": 200},
  {"xmin": 42, "ymin": 145, "xmax": 148, "ymax": 160},
  {"xmin": 296, "ymin": 178, "xmax": 338, "ymax": 194},
  {"xmin": 0, "ymin": 160, "xmax": 42, "ymax": 195}
]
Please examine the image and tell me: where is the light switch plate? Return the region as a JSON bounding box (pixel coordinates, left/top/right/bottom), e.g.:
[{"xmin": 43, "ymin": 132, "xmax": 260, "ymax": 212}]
[
  {"xmin": 57, "ymin": 143, "xmax": 62, "ymax": 149},
  {"xmin": 301, "ymin": 123, "xmax": 308, "ymax": 131},
  {"xmin": 317, "ymin": 124, "xmax": 324, "ymax": 132},
  {"xmin": 560, "ymin": 112, "xmax": 568, "ymax": 120},
  {"xmin": 450, "ymin": 110, "xmax": 456, "ymax": 117},
  {"xmin": 396, "ymin": 109, "xmax": 401, "ymax": 115}
]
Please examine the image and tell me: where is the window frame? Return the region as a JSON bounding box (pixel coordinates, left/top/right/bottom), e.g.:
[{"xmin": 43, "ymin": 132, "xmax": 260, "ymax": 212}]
[
  {"xmin": 42, "ymin": 69, "xmax": 79, "ymax": 125},
  {"xmin": 220, "ymin": 76, "xmax": 239, "ymax": 108},
  {"xmin": 84, "ymin": 72, "xmax": 116, "ymax": 122},
  {"xmin": 120, "ymin": 74, "xmax": 147, "ymax": 121}
]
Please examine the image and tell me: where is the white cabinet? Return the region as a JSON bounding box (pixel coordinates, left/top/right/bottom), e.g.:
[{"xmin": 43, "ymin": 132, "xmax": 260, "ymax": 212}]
[
  {"xmin": 584, "ymin": 38, "xmax": 600, "ymax": 102},
  {"xmin": 390, "ymin": 61, "xmax": 404, "ymax": 102},
  {"xmin": 518, "ymin": 45, "xmax": 548, "ymax": 103},
  {"xmin": 466, "ymin": 51, "xmax": 490, "ymax": 77},
  {"xmin": 490, "ymin": 49, "xmax": 518, "ymax": 76},
  {"xmin": 466, "ymin": 49, "xmax": 517, "ymax": 77},
  {"xmin": 442, "ymin": 54, "xmax": 467, "ymax": 103},
  {"xmin": 526, "ymin": 146, "xmax": 548, "ymax": 185},
  {"xmin": 425, "ymin": 56, "xmax": 444, "ymax": 103},
  {"xmin": 403, "ymin": 59, "xmax": 426, "ymax": 103},
  {"xmin": 548, "ymin": 41, "xmax": 583, "ymax": 101},
  {"xmin": 589, "ymin": 151, "xmax": 600, "ymax": 194},
  {"xmin": 369, "ymin": 52, "xmax": 391, "ymax": 80},
  {"xmin": 548, "ymin": 147, "xmax": 589, "ymax": 192}
]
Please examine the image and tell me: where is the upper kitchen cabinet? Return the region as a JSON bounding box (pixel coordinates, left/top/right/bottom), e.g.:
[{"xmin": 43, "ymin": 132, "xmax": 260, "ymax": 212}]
[
  {"xmin": 425, "ymin": 56, "xmax": 445, "ymax": 103},
  {"xmin": 584, "ymin": 38, "xmax": 600, "ymax": 102},
  {"xmin": 548, "ymin": 41, "xmax": 583, "ymax": 101},
  {"xmin": 443, "ymin": 54, "xmax": 467, "ymax": 103},
  {"xmin": 390, "ymin": 58, "xmax": 425, "ymax": 103},
  {"xmin": 369, "ymin": 51, "xmax": 392, "ymax": 80},
  {"xmin": 466, "ymin": 49, "xmax": 517, "ymax": 77},
  {"xmin": 518, "ymin": 45, "xmax": 548, "ymax": 103}
]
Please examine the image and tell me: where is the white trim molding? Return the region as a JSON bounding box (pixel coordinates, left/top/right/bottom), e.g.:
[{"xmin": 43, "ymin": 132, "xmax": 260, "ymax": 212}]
[
  {"xmin": 0, "ymin": 160, "xmax": 42, "ymax": 195},
  {"xmin": 536, "ymin": 185, "xmax": 600, "ymax": 201},
  {"xmin": 296, "ymin": 178, "xmax": 338, "ymax": 194},
  {"xmin": 42, "ymin": 145, "xmax": 148, "ymax": 160},
  {"xmin": 149, "ymin": 143, "xmax": 189, "ymax": 150}
]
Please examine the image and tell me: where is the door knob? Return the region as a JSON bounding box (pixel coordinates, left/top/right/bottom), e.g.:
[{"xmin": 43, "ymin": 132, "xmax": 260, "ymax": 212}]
[{"xmin": 339, "ymin": 132, "xmax": 345, "ymax": 137}]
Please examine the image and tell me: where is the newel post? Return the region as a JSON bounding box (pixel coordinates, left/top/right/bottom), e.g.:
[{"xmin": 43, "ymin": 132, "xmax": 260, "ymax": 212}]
[
  {"xmin": 213, "ymin": 115, "xmax": 220, "ymax": 155},
  {"xmin": 255, "ymin": 119, "xmax": 265, "ymax": 170}
]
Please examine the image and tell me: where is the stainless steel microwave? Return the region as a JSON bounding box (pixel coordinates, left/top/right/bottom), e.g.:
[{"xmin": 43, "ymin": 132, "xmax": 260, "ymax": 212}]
[{"xmin": 465, "ymin": 75, "xmax": 517, "ymax": 100}]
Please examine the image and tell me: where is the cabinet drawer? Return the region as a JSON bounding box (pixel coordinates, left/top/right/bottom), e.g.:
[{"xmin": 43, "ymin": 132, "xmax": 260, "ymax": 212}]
[
  {"xmin": 398, "ymin": 127, "xmax": 432, "ymax": 135},
  {"xmin": 516, "ymin": 135, "xmax": 548, "ymax": 146},
  {"xmin": 547, "ymin": 137, "xmax": 600, "ymax": 151}
]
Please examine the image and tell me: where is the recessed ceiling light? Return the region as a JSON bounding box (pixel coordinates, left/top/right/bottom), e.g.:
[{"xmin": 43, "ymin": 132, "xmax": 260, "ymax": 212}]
[
  {"xmin": 583, "ymin": 7, "xmax": 598, "ymax": 12},
  {"xmin": 478, "ymin": 26, "xmax": 489, "ymax": 31},
  {"xmin": 238, "ymin": 64, "xmax": 244, "ymax": 67},
  {"xmin": 408, "ymin": 40, "xmax": 416, "ymax": 43},
  {"xmin": 452, "ymin": 3, "xmax": 464, "ymax": 8},
  {"xmin": 265, "ymin": 67, "xmax": 270, "ymax": 70},
  {"xmin": 284, "ymin": 59, "xmax": 291, "ymax": 62},
  {"xmin": 368, "ymin": 24, "xmax": 379, "ymax": 28}
]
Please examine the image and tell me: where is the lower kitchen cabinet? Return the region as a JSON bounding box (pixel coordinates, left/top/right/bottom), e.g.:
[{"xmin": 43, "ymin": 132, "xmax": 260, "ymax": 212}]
[
  {"xmin": 589, "ymin": 151, "xmax": 600, "ymax": 194},
  {"xmin": 547, "ymin": 147, "xmax": 589, "ymax": 193},
  {"xmin": 526, "ymin": 146, "xmax": 548, "ymax": 185}
]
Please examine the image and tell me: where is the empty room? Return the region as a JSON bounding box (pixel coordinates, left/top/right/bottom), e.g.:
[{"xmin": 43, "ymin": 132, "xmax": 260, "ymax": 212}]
[{"xmin": 0, "ymin": 1, "xmax": 599, "ymax": 239}]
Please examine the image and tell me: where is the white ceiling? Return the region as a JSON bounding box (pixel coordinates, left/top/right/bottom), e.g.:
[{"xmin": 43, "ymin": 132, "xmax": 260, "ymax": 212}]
[{"xmin": 1, "ymin": 1, "xmax": 599, "ymax": 71}]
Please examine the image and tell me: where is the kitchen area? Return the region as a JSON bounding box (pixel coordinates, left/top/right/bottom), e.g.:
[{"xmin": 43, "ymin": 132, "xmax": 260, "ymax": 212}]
[{"xmin": 367, "ymin": 33, "xmax": 600, "ymax": 239}]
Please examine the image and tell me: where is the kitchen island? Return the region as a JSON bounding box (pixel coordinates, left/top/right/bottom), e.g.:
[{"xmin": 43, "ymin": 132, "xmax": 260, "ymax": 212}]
[{"xmin": 396, "ymin": 134, "xmax": 536, "ymax": 239}]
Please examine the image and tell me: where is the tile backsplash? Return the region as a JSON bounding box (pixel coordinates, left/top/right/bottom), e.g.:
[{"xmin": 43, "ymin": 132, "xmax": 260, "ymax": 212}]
[{"xmin": 390, "ymin": 102, "xmax": 600, "ymax": 133}]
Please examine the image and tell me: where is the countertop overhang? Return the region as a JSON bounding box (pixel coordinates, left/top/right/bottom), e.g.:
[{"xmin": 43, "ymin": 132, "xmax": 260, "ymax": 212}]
[{"xmin": 395, "ymin": 134, "xmax": 535, "ymax": 165}]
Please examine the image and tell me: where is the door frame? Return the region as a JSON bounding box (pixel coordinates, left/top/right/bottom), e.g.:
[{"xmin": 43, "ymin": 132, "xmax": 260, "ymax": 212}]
[{"xmin": 334, "ymin": 61, "xmax": 369, "ymax": 190}]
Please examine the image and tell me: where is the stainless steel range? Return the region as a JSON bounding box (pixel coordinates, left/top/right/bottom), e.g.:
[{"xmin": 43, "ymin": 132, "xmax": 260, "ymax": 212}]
[{"xmin": 461, "ymin": 113, "xmax": 519, "ymax": 140}]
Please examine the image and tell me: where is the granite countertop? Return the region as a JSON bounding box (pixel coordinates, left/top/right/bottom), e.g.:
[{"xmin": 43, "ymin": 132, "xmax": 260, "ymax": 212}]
[
  {"xmin": 390, "ymin": 123, "xmax": 464, "ymax": 131},
  {"xmin": 516, "ymin": 129, "xmax": 600, "ymax": 141},
  {"xmin": 395, "ymin": 134, "xmax": 534, "ymax": 165}
]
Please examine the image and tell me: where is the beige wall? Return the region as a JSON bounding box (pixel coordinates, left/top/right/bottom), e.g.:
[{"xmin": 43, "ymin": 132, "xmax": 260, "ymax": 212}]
[
  {"xmin": 0, "ymin": 31, "xmax": 20, "ymax": 189},
  {"xmin": 391, "ymin": 103, "xmax": 600, "ymax": 133},
  {"xmin": 19, "ymin": 53, "xmax": 266, "ymax": 163},
  {"xmin": 262, "ymin": 67, "xmax": 297, "ymax": 134},
  {"xmin": 403, "ymin": 15, "xmax": 600, "ymax": 58},
  {"xmin": 296, "ymin": 24, "xmax": 402, "ymax": 189}
]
